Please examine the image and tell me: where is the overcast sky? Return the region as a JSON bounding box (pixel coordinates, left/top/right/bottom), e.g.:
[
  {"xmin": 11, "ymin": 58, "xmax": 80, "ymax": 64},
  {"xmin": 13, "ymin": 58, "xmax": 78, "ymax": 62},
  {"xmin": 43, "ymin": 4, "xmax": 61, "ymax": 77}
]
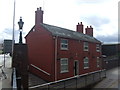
[{"xmin": 0, "ymin": 0, "xmax": 119, "ymax": 44}]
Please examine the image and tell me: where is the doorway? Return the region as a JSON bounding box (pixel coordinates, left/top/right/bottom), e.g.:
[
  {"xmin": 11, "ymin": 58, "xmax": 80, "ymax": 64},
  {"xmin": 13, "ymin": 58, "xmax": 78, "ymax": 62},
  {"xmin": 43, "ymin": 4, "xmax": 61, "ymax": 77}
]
[{"xmin": 74, "ymin": 60, "xmax": 79, "ymax": 76}]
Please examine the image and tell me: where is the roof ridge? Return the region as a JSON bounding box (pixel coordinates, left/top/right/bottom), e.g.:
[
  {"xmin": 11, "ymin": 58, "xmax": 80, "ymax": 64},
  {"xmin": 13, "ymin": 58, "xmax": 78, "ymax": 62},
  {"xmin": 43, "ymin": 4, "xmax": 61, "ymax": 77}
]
[
  {"xmin": 40, "ymin": 23, "xmax": 100, "ymax": 43},
  {"xmin": 42, "ymin": 23, "xmax": 86, "ymax": 35},
  {"xmin": 42, "ymin": 23, "xmax": 74, "ymax": 31}
]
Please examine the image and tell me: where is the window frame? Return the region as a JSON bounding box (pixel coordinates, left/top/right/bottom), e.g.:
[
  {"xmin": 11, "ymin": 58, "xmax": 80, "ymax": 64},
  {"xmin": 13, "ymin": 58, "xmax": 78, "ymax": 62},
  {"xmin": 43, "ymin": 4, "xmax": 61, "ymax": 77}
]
[
  {"xmin": 83, "ymin": 57, "xmax": 89, "ymax": 69},
  {"xmin": 97, "ymin": 57, "xmax": 100, "ymax": 67},
  {"xmin": 84, "ymin": 42, "xmax": 89, "ymax": 51},
  {"xmin": 60, "ymin": 39, "xmax": 68, "ymax": 50},
  {"xmin": 96, "ymin": 44, "xmax": 100, "ymax": 52},
  {"xmin": 60, "ymin": 58, "xmax": 69, "ymax": 73}
]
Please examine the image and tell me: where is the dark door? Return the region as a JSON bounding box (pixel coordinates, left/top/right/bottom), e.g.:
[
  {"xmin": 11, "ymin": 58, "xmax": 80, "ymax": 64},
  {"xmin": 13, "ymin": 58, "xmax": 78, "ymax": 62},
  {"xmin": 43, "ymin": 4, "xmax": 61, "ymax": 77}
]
[{"xmin": 74, "ymin": 60, "xmax": 79, "ymax": 76}]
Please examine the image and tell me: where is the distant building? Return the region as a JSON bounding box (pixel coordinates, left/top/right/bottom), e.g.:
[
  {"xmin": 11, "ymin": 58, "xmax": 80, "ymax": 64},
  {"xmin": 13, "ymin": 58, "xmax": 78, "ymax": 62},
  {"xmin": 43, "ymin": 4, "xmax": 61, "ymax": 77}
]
[
  {"xmin": 3, "ymin": 40, "xmax": 12, "ymax": 54},
  {"xmin": 102, "ymin": 43, "xmax": 120, "ymax": 69},
  {"xmin": 25, "ymin": 7, "xmax": 102, "ymax": 82},
  {"xmin": 102, "ymin": 43, "xmax": 120, "ymax": 56}
]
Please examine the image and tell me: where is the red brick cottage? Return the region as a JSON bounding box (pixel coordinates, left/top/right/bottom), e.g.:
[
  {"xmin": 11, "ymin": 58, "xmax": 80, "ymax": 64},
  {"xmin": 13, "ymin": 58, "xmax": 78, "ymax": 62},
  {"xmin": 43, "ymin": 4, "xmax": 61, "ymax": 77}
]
[{"xmin": 25, "ymin": 7, "xmax": 102, "ymax": 82}]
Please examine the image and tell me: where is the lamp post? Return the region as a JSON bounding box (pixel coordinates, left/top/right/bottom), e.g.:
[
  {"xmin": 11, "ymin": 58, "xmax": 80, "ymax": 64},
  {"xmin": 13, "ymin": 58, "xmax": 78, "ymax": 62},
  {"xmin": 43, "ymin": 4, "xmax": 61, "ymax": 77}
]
[
  {"xmin": 12, "ymin": 17, "xmax": 28, "ymax": 89},
  {"xmin": 18, "ymin": 17, "xmax": 24, "ymax": 44}
]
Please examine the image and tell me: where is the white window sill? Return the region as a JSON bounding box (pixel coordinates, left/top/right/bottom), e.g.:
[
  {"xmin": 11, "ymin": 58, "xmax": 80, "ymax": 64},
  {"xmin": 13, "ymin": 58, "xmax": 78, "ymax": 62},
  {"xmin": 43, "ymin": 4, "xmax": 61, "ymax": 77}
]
[
  {"xmin": 97, "ymin": 66, "xmax": 100, "ymax": 68},
  {"xmin": 96, "ymin": 50, "xmax": 100, "ymax": 52},
  {"xmin": 60, "ymin": 70, "xmax": 69, "ymax": 73},
  {"xmin": 84, "ymin": 67, "xmax": 89, "ymax": 69},
  {"xmin": 61, "ymin": 48, "xmax": 68, "ymax": 50},
  {"xmin": 84, "ymin": 49, "xmax": 89, "ymax": 51}
]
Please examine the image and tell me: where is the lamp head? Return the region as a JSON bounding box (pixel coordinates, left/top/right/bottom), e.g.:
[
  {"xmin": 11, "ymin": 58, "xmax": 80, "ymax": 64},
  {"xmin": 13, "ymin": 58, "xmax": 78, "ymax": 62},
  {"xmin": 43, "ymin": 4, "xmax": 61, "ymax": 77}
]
[{"xmin": 18, "ymin": 17, "xmax": 24, "ymax": 30}]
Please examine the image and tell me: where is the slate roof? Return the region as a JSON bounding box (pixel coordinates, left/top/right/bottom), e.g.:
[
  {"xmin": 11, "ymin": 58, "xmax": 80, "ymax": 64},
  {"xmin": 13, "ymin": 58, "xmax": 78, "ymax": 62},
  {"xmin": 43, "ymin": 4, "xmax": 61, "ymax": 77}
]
[{"xmin": 41, "ymin": 23, "xmax": 101, "ymax": 43}]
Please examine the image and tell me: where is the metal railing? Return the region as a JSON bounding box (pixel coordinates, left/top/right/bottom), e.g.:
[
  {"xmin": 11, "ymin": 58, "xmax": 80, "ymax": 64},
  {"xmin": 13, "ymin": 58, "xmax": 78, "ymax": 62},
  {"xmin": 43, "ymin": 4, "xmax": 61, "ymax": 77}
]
[
  {"xmin": 12, "ymin": 68, "xmax": 17, "ymax": 90},
  {"xmin": 29, "ymin": 69, "xmax": 106, "ymax": 89},
  {"xmin": 31, "ymin": 64, "xmax": 50, "ymax": 76}
]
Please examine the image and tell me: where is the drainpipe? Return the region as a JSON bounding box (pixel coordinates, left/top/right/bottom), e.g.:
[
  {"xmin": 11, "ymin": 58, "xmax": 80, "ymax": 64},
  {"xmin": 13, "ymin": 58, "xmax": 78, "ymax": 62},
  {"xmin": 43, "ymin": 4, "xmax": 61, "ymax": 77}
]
[{"xmin": 54, "ymin": 36, "xmax": 58, "ymax": 81}]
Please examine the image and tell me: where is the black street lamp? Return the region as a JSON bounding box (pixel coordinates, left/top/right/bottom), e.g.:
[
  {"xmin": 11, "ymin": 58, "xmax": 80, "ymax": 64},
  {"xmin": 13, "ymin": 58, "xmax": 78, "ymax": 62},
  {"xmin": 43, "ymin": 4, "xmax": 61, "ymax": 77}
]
[
  {"xmin": 12, "ymin": 17, "xmax": 28, "ymax": 89},
  {"xmin": 18, "ymin": 17, "xmax": 24, "ymax": 44}
]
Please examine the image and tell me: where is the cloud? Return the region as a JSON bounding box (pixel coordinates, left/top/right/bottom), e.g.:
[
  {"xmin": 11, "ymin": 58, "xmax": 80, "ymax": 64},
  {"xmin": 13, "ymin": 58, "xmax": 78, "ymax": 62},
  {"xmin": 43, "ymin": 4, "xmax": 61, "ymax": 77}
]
[
  {"xmin": 75, "ymin": 0, "xmax": 109, "ymax": 4},
  {"xmin": 0, "ymin": 28, "xmax": 24, "ymax": 43},
  {"xmin": 81, "ymin": 16, "xmax": 110, "ymax": 28},
  {"xmin": 3, "ymin": 28, "xmax": 13, "ymax": 35},
  {"xmin": 0, "ymin": 0, "xmax": 118, "ymax": 44},
  {"xmin": 96, "ymin": 34, "xmax": 118, "ymax": 44},
  {"xmin": 2, "ymin": 28, "xmax": 19, "ymax": 37}
]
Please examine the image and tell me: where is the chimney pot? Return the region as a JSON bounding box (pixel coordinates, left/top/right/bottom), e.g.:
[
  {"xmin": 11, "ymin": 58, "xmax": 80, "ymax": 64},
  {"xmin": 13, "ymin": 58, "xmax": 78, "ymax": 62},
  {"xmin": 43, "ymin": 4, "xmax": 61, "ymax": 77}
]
[
  {"xmin": 85, "ymin": 25, "xmax": 93, "ymax": 36},
  {"xmin": 37, "ymin": 8, "xmax": 39, "ymax": 10},
  {"xmin": 80, "ymin": 22, "xmax": 82, "ymax": 25},
  {"xmin": 76, "ymin": 22, "xmax": 84, "ymax": 33},
  {"xmin": 40, "ymin": 7, "xmax": 42, "ymax": 10}
]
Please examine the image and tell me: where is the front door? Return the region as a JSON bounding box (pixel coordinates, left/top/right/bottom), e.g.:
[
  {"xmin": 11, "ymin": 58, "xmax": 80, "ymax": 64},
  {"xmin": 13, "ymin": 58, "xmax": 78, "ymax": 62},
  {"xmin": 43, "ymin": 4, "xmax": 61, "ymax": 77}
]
[{"xmin": 74, "ymin": 60, "xmax": 79, "ymax": 76}]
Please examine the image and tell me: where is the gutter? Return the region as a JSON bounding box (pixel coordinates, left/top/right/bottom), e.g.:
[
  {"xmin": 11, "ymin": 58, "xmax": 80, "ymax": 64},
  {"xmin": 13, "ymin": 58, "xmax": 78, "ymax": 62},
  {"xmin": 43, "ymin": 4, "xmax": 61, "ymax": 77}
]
[{"xmin": 54, "ymin": 36, "xmax": 58, "ymax": 81}]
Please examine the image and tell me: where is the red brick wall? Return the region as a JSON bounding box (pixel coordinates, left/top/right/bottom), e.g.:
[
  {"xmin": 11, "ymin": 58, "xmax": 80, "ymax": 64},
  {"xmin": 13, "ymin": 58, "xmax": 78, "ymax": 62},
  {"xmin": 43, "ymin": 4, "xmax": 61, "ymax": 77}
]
[
  {"xmin": 56, "ymin": 37, "xmax": 102, "ymax": 80},
  {"xmin": 26, "ymin": 26, "xmax": 102, "ymax": 81},
  {"xmin": 85, "ymin": 26, "xmax": 93, "ymax": 36},
  {"xmin": 26, "ymin": 25, "xmax": 55, "ymax": 81}
]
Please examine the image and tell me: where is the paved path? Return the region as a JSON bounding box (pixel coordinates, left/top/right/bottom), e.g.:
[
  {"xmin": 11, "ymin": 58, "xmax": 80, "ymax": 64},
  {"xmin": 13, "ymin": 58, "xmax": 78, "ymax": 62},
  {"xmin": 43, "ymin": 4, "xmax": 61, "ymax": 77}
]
[
  {"xmin": 0, "ymin": 54, "xmax": 47, "ymax": 89},
  {"xmin": 0, "ymin": 54, "xmax": 119, "ymax": 89},
  {"xmin": 0, "ymin": 54, "xmax": 12, "ymax": 90},
  {"xmin": 29, "ymin": 73, "xmax": 47, "ymax": 87},
  {"xmin": 93, "ymin": 67, "xmax": 119, "ymax": 89}
]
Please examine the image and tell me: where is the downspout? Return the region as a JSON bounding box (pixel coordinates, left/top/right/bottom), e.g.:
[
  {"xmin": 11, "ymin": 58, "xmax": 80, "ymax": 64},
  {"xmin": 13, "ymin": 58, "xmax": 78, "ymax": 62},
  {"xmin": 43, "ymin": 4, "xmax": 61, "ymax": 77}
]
[
  {"xmin": 54, "ymin": 36, "xmax": 58, "ymax": 81},
  {"xmin": 100, "ymin": 43, "xmax": 103, "ymax": 70}
]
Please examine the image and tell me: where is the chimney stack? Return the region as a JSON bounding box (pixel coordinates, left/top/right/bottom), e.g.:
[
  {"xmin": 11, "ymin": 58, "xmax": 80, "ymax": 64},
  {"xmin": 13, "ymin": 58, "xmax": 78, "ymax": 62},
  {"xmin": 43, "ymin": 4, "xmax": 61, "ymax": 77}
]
[
  {"xmin": 35, "ymin": 7, "xmax": 44, "ymax": 25},
  {"xmin": 85, "ymin": 26, "xmax": 93, "ymax": 36},
  {"xmin": 76, "ymin": 22, "xmax": 84, "ymax": 33}
]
